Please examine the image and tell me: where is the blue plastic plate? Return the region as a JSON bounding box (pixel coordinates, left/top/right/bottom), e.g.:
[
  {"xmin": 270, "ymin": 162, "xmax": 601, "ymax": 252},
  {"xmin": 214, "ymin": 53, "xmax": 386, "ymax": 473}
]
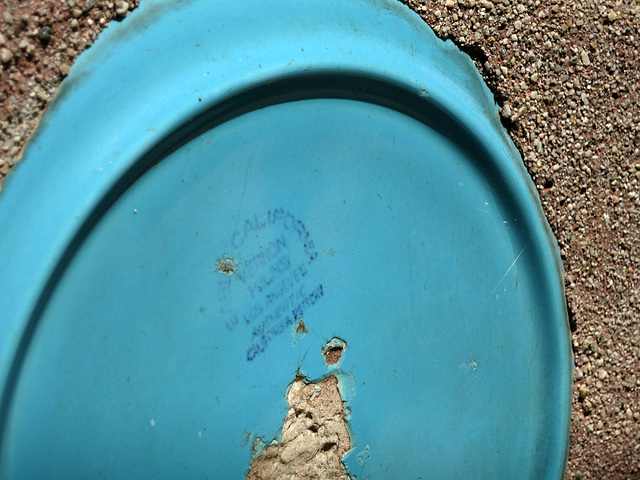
[{"xmin": 0, "ymin": 0, "xmax": 572, "ymax": 478}]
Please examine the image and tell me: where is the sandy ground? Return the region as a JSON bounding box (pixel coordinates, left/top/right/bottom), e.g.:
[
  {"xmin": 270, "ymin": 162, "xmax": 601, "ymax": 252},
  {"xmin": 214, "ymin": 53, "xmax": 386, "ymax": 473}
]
[{"xmin": 1, "ymin": 0, "xmax": 639, "ymax": 478}]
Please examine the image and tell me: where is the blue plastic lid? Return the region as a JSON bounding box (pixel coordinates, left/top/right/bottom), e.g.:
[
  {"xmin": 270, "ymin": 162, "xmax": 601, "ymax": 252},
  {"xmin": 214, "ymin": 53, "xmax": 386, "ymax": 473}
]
[{"xmin": 0, "ymin": 0, "xmax": 572, "ymax": 478}]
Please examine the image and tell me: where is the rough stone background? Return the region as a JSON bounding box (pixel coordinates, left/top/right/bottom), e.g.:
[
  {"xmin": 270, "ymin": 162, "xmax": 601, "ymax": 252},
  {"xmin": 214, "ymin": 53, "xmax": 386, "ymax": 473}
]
[{"xmin": 1, "ymin": 0, "xmax": 639, "ymax": 478}]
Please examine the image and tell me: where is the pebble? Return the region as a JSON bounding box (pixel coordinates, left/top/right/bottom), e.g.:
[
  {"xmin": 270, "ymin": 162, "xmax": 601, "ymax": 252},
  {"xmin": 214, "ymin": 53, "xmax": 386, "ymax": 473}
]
[
  {"xmin": 0, "ymin": 48, "xmax": 12, "ymax": 64},
  {"xmin": 83, "ymin": 0, "xmax": 97, "ymax": 14},
  {"xmin": 578, "ymin": 384, "xmax": 588, "ymax": 399},
  {"xmin": 512, "ymin": 106, "xmax": 526, "ymax": 122},
  {"xmin": 581, "ymin": 50, "xmax": 591, "ymax": 66},
  {"xmin": 607, "ymin": 11, "xmax": 618, "ymax": 22},
  {"xmin": 72, "ymin": 9, "xmax": 83, "ymax": 18},
  {"xmin": 38, "ymin": 26, "xmax": 52, "ymax": 44},
  {"xmin": 534, "ymin": 138, "xmax": 543, "ymax": 153},
  {"xmin": 59, "ymin": 63, "xmax": 71, "ymax": 76},
  {"xmin": 7, "ymin": 147, "xmax": 20, "ymax": 159},
  {"xmin": 115, "ymin": 1, "xmax": 130, "ymax": 16}
]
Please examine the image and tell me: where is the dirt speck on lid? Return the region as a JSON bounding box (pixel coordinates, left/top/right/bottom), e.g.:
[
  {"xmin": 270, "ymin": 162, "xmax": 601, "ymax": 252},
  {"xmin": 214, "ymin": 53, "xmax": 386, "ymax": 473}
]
[
  {"xmin": 218, "ymin": 257, "xmax": 238, "ymax": 275},
  {"xmin": 294, "ymin": 318, "xmax": 309, "ymax": 335},
  {"xmin": 246, "ymin": 375, "xmax": 351, "ymax": 480}
]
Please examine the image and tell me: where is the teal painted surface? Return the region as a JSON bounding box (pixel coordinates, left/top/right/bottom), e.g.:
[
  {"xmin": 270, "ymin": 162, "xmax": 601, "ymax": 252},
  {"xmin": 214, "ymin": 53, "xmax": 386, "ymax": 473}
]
[{"xmin": 0, "ymin": 0, "xmax": 572, "ymax": 478}]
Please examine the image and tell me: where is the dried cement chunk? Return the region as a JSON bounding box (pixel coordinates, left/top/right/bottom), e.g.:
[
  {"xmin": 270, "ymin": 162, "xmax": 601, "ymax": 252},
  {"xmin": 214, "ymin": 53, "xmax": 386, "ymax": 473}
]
[{"xmin": 247, "ymin": 375, "xmax": 351, "ymax": 480}]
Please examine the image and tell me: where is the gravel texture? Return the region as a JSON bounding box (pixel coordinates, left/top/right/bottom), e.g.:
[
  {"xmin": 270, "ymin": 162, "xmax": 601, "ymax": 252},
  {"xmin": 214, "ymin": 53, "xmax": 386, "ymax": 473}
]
[
  {"xmin": 1, "ymin": 0, "xmax": 639, "ymax": 478},
  {"xmin": 0, "ymin": 0, "xmax": 139, "ymax": 180}
]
